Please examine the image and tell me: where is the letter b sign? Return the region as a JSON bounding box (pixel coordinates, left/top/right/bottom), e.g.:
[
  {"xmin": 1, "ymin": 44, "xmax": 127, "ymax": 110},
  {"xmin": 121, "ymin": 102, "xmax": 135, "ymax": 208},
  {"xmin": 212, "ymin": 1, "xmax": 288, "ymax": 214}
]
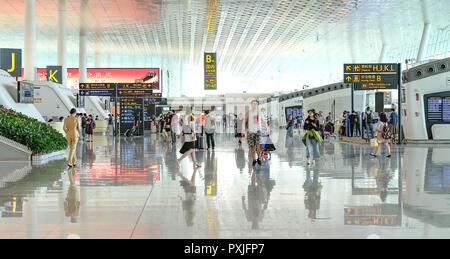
[{"xmin": 0, "ymin": 48, "xmax": 22, "ymax": 77}]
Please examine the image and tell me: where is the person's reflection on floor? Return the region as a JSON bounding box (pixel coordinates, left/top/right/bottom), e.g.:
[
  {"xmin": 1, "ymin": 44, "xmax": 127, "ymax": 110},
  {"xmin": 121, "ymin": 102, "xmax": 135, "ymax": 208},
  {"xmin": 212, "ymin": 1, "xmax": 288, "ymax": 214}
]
[
  {"xmin": 260, "ymin": 161, "xmax": 276, "ymax": 210},
  {"xmin": 195, "ymin": 149, "xmax": 205, "ymax": 165},
  {"xmin": 87, "ymin": 141, "xmax": 96, "ymax": 169},
  {"xmin": 376, "ymin": 157, "xmax": 392, "ymax": 202},
  {"xmin": 323, "ymin": 140, "xmax": 335, "ymax": 155},
  {"xmin": 235, "ymin": 146, "xmax": 245, "ymax": 173},
  {"xmin": 164, "ymin": 143, "xmax": 178, "ymax": 180},
  {"xmin": 204, "ymin": 151, "xmax": 217, "ymax": 196},
  {"xmin": 64, "ymin": 167, "xmax": 80, "ymax": 223},
  {"xmin": 285, "ymin": 132, "xmax": 293, "ymax": 149},
  {"xmin": 178, "ymin": 167, "xmax": 199, "ymax": 227},
  {"xmin": 287, "ymin": 142, "xmax": 295, "ymax": 167},
  {"xmin": 303, "ymin": 168, "xmax": 322, "ymax": 221},
  {"xmin": 205, "ymin": 150, "xmax": 216, "ymax": 174},
  {"xmin": 242, "ymin": 168, "xmax": 268, "ymax": 230}
]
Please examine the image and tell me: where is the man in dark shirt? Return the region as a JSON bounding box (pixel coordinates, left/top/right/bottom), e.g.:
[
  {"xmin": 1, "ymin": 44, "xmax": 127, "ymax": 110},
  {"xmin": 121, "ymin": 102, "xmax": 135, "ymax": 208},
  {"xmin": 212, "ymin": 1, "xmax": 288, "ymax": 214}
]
[
  {"xmin": 349, "ymin": 111, "xmax": 357, "ymax": 137},
  {"xmin": 81, "ymin": 114, "xmax": 87, "ymax": 142},
  {"xmin": 355, "ymin": 112, "xmax": 361, "ymax": 137}
]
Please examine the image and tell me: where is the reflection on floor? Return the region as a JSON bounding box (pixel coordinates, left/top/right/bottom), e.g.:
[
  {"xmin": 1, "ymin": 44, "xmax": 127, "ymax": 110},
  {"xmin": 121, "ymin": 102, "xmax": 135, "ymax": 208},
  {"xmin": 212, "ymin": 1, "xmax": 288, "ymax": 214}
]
[{"xmin": 1, "ymin": 130, "xmax": 450, "ymax": 239}]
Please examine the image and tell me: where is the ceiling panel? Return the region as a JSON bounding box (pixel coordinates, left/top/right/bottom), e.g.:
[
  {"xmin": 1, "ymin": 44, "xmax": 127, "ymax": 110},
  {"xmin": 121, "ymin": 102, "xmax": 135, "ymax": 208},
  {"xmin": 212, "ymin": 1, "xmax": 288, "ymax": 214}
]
[{"xmin": 0, "ymin": 0, "xmax": 448, "ymax": 95}]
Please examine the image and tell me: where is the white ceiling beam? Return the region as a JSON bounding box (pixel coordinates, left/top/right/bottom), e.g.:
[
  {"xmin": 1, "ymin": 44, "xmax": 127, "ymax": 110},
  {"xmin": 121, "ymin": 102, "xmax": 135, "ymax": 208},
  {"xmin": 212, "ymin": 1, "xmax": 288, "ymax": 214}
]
[
  {"xmin": 239, "ymin": 0, "xmax": 298, "ymax": 75},
  {"xmin": 152, "ymin": 23, "xmax": 163, "ymax": 56},
  {"xmin": 177, "ymin": 0, "xmax": 183, "ymax": 60},
  {"xmin": 189, "ymin": 13, "xmax": 197, "ymax": 65},
  {"xmin": 246, "ymin": 0, "xmax": 319, "ymax": 80},
  {"xmin": 217, "ymin": 2, "xmax": 247, "ymax": 71},
  {"xmin": 231, "ymin": 0, "xmax": 282, "ymax": 73},
  {"xmin": 224, "ymin": 0, "xmax": 264, "ymax": 72},
  {"xmin": 212, "ymin": 4, "xmax": 229, "ymax": 53},
  {"xmin": 163, "ymin": 18, "xmax": 172, "ymax": 56}
]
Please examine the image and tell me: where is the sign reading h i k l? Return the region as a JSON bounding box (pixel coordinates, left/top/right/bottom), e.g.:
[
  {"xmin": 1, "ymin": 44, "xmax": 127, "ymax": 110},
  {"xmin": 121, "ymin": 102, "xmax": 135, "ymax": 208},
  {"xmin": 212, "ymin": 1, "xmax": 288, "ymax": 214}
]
[
  {"xmin": 344, "ymin": 63, "xmax": 399, "ymax": 90},
  {"xmin": 0, "ymin": 48, "xmax": 22, "ymax": 77},
  {"xmin": 46, "ymin": 66, "xmax": 63, "ymax": 84}
]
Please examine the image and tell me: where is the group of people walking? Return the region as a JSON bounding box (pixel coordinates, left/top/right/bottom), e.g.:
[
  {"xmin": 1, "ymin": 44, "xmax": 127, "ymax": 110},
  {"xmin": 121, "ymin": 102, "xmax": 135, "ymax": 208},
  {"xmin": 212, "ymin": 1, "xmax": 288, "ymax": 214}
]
[{"xmin": 63, "ymin": 99, "xmax": 399, "ymax": 171}]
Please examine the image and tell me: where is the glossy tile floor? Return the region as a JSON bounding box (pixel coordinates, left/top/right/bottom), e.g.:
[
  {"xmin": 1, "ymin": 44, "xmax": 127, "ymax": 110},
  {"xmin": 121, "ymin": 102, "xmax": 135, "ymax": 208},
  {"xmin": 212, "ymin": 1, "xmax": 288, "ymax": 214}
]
[{"xmin": 1, "ymin": 128, "xmax": 450, "ymax": 239}]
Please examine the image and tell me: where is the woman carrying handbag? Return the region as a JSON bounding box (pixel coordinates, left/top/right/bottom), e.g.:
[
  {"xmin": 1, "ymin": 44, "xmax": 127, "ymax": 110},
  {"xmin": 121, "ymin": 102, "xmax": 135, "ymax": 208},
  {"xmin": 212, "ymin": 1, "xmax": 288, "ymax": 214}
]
[{"xmin": 177, "ymin": 113, "xmax": 202, "ymax": 168}]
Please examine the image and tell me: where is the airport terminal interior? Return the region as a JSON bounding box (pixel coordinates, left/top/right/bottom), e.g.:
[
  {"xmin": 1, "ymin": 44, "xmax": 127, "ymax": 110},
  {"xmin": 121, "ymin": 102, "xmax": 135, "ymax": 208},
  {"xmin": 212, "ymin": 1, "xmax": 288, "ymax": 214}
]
[{"xmin": 0, "ymin": 0, "xmax": 449, "ymax": 239}]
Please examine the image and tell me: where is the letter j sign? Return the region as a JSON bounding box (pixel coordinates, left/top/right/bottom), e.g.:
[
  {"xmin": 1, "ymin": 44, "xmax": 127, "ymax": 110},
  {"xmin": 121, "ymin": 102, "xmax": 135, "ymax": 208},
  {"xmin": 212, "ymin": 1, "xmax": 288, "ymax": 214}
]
[
  {"xmin": 0, "ymin": 48, "xmax": 22, "ymax": 77},
  {"xmin": 46, "ymin": 66, "xmax": 62, "ymax": 84}
]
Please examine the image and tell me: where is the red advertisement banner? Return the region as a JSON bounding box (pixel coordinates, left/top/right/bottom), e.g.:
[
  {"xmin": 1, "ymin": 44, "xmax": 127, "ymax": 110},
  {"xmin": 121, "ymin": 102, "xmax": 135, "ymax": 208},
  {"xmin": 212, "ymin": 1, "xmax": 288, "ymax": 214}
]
[{"xmin": 18, "ymin": 68, "xmax": 160, "ymax": 90}]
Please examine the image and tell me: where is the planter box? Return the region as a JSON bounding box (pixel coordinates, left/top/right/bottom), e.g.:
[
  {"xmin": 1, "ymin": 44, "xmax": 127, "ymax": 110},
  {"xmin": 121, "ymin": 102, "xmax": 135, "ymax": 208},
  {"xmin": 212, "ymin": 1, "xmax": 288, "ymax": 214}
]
[{"xmin": 32, "ymin": 150, "xmax": 65, "ymax": 165}]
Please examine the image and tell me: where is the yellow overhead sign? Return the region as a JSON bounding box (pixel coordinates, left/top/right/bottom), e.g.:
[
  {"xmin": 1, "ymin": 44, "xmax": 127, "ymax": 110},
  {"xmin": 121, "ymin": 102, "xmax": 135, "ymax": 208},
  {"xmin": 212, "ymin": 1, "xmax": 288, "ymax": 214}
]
[
  {"xmin": 344, "ymin": 63, "xmax": 398, "ymax": 73},
  {"xmin": 79, "ymin": 83, "xmax": 114, "ymax": 89}
]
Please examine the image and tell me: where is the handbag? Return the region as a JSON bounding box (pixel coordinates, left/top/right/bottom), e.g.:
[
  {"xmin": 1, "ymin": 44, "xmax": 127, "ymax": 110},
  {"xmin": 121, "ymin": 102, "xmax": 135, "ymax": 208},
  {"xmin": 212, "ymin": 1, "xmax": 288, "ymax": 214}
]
[{"xmin": 370, "ymin": 138, "xmax": 378, "ymax": 147}]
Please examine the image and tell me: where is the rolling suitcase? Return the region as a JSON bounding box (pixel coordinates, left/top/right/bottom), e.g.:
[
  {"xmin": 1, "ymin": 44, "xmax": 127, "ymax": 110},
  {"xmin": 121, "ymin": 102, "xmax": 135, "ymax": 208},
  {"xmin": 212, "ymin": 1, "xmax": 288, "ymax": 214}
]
[{"xmin": 195, "ymin": 134, "xmax": 205, "ymax": 149}]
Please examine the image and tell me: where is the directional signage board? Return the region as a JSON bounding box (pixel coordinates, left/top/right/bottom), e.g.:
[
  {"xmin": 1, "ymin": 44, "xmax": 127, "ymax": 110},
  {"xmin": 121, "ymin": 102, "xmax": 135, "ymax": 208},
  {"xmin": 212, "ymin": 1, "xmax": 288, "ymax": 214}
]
[
  {"xmin": 344, "ymin": 63, "xmax": 399, "ymax": 74},
  {"xmin": 117, "ymin": 82, "xmax": 161, "ymax": 97},
  {"xmin": 79, "ymin": 83, "xmax": 115, "ymax": 89},
  {"xmin": 117, "ymin": 83, "xmax": 154, "ymax": 89},
  {"xmin": 344, "ymin": 73, "xmax": 398, "ymax": 90},
  {"xmin": 79, "ymin": 89, "xmax": 115, "ymax": 96},
  {"xmin": 344, "ymin": 63, "xmax": 399, "ymax": 91},
  {"xmin": 204, "ymin": 53, "xmax": 217, "ymax": 90},
  {"xmin": 117, "ymin": 90, "xmax": 161, "ymax": 98},
  {"xmin": 79, "ymin": 82, "xmax": 163, "ymax": 97},
  {"xmin": 79, "ymin": 83, "xmax": 115, "ymax": 96}
]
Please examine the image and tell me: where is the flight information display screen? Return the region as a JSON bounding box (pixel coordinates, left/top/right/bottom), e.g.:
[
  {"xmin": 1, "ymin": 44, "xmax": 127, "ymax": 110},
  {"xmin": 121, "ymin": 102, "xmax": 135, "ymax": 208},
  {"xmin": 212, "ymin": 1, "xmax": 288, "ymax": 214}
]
[
  {"xmin": 120, "ymin": 98, "xmax": 143, "ymax": 135},
  {"xmin": 426, "ymin": 96, "xmax": 450, "ymax": 122},
  {"xmin": 427, "ymin": 97, "xmax": 443, "ymax": 122},
  {"xmin": 443, "ymin": 97, "xmax": 450, "ymax": 121}
]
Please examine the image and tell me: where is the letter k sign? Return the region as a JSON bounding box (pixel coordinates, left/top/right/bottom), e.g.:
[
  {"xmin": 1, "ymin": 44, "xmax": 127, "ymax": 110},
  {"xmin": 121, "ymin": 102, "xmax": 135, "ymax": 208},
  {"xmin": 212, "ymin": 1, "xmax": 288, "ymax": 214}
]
[
  {"xmin": 46, "ymin": 66, "xmax": 62, "ymax": 84},
  {"xmin": 49, "ymin": 69, "xmax": 59, "ymax": 82}
]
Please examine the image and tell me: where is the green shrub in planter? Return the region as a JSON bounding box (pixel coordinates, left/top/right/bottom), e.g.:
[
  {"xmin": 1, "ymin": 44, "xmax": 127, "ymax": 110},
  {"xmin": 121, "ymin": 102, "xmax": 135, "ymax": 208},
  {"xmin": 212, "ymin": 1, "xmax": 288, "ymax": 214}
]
[{"xmin": 0, "ymin": 105, "xmax": 68, "ymax": 154}]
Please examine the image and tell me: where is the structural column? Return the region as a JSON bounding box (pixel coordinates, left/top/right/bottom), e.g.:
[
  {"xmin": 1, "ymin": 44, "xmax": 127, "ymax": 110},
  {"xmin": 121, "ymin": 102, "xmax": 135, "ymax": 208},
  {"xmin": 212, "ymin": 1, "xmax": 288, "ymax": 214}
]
[
  {"xmin": 79, "ymin": 0, "xmax": 88, "ymax": 83},
  {"xmin": 58, "ymin": 0, "xmax": 67, "ymax": 87},
  {"xmin": 24, "ymin": 0, "xmax": 36, "ymax": 81},
  {"xmin": 417, "ymin": 0, "xmax": 431, "ymax": 62}
]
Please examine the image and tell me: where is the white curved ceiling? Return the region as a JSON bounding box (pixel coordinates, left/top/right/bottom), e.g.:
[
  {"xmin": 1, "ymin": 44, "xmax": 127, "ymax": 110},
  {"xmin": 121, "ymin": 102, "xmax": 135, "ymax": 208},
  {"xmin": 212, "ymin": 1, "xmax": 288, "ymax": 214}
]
[{"xmin": 0, "ymin": 0, "xmax": 448, "ymax": 96}]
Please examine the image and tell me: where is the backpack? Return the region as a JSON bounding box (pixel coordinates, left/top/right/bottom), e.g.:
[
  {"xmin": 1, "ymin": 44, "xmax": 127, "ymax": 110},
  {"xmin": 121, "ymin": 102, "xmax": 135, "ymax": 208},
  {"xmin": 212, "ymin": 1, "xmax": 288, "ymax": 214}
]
[
  {"xmin": 382, "ymin": 123, "xmax": 391, "ymax": 139},
  {"xmin": 366, "ymin": 112, "xmax": 373, "ymax": 123},
  {"xmin": 93, "ymin": 120, "xmax": 96, "ymax": 129}
]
